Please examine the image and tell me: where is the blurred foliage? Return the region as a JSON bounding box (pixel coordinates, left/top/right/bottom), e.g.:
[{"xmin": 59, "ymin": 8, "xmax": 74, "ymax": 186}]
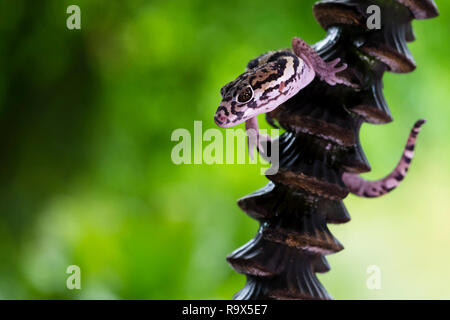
[{"xmin": 0, "ymin": 0, "xmax": 449, "ymax": 299}]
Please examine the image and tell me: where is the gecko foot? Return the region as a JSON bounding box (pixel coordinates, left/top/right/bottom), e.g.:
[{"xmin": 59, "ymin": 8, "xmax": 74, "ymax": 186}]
[
  {"xmin": 292, "ymin": 37, "xmax": 348, "ymax": 86},
  {"xmin": 318, "ymin": 58, "xmax": 347, "ymax": 86},
  {"xmin": 247, "ymin": 131, "xmax": 272, "ymax": 160}
]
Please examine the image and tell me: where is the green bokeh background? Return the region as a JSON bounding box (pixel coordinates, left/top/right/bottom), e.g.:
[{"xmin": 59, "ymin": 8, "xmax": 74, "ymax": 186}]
[{"xmin": 0, "ymin": 0, "xmax": 449, "ymax": 299}]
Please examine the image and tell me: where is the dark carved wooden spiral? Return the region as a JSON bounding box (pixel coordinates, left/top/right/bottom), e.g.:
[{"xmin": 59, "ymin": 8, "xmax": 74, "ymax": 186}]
[{"xmin": 226, "ymin": 0, "xmax": 438, "ymax": 300}]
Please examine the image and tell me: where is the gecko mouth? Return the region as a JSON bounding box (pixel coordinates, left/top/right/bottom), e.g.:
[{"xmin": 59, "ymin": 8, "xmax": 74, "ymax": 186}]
[{"xmin": 214, "ymin": 115, "xmax": 232, "ymax": 128}]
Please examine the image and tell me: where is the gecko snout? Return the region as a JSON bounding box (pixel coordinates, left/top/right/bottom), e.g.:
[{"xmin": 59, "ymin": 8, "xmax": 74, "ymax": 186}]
[{"xmin": 214, "ymin": 114, "xmax": 227, "ymax": 126}]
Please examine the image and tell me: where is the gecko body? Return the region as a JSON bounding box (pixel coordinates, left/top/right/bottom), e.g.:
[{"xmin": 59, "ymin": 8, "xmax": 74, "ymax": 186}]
[{"xmin": 214, "ymin": 37, "xmax": 424, "ymax": 198}]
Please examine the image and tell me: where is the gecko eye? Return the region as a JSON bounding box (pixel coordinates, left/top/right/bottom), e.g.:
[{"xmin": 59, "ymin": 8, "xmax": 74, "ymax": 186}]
[{"xmin": 237, "ymin": 86, "xmax": 253, "ymax": 103}]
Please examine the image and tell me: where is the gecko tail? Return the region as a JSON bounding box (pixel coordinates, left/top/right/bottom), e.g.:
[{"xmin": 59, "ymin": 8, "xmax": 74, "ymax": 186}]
[{"xmin": 342, "ymin": 120, "xmax": 426, "ymax": 198}]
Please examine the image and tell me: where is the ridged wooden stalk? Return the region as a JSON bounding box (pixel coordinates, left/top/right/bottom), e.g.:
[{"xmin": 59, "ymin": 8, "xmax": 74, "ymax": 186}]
[{"xmin": 227, "ymin": 0, "xmax": 438, "ymax": 300}]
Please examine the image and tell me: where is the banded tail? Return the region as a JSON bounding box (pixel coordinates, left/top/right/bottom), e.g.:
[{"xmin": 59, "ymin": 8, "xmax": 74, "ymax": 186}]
[{"xmin": 342, "ymin": 120, "xmax": 425, "ymax": 198}]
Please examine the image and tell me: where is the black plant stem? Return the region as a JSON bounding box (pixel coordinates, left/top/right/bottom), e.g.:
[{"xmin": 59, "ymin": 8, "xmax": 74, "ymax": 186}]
[{"xmin": 226, "ymin": 0, "xmax": 438, "ymax": 300}]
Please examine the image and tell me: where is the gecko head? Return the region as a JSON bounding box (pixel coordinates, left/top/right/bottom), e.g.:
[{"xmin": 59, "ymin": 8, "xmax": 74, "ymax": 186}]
[
  {"xmin": 214, "ymin": 57, "xmax": 300, "ymax": 129},
  {"xmin": 214, "ymin": 74, "xmax": 259, "ymax": 129}
]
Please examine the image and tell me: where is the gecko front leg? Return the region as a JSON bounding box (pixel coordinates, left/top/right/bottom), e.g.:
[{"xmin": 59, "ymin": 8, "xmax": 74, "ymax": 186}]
[
  {"xmin": 292, "ymin": 37, "xmax": 348, "ymax": 86},
  {"xmin": 245, "ymin": 117, "xmax": 271, "ymax": 160}
]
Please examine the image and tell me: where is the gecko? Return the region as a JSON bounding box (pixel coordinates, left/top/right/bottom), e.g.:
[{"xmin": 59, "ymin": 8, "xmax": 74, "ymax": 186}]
[
  {"xmin": 214, "ymin": 37, "xmax": 425, "ymax": 198},
  {"xmin": 214, "ymin": 37, "xmax": 347, "ymax": 160}
]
